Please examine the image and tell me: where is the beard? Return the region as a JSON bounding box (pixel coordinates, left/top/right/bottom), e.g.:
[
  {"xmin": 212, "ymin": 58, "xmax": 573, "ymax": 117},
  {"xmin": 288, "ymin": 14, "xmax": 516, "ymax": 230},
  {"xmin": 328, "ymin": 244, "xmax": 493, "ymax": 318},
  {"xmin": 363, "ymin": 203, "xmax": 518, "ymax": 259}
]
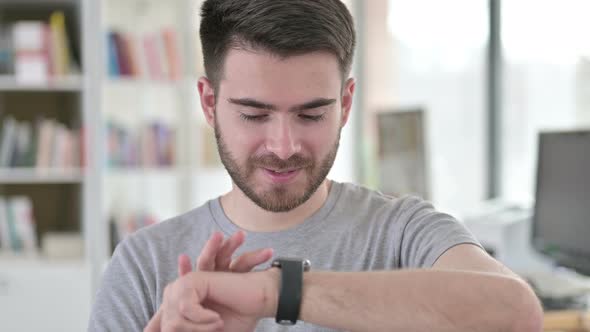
[{"xmin": 214, "ymin": 119, "xmax": 340, "ymax": 212}]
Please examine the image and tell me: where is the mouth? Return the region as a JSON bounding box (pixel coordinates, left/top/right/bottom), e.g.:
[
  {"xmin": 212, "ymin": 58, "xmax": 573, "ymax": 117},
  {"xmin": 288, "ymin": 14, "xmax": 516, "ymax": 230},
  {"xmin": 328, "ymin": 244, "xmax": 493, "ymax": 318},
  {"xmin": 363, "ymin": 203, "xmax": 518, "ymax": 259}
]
[
  {"xmin": 267, "ymin": 168, "xmax": 298, "ymax": 174},
  {"xmin": 262, "ymin": 167, "xmax": 301, "ymax": 183}
]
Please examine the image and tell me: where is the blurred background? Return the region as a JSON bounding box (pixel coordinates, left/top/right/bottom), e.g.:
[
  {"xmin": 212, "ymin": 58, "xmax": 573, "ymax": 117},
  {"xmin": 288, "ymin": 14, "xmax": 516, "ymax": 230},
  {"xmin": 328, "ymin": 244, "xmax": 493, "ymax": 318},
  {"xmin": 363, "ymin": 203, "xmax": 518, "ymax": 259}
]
[{"xmin": 0, "ymin": 0, "xmax": 589, "ymax": 330}]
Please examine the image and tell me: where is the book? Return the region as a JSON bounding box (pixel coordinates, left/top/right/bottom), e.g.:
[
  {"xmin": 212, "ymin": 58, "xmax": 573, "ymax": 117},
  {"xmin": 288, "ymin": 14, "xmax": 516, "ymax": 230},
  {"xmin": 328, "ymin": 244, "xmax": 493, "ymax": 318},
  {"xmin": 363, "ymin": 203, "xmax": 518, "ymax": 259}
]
[
  {"xmin": 4, "ymin": 197, "xmax": 22, "ymax": 252},
  {"xmin": 10, "ymin": 196, "xmax": 37, "ymax": 253},
  {"xmin": 49, "ymin": 11, "xmax": 71, "ymax": 77},
  {"xmin": 0, "ymin": 11, "xmax": 78, "ymax": 81},
  {"xmin": 106, "ymin": 120, "xmax": 176, "ymax": 168},
  {"xmin": 162, "ymin": 28, "xmax": 181, "ymax": 81},
  {"xmin": 12, "ymin": 122, "xmax": 33, "ymax": 167},
  {"xmin": 143, "ymin": 33, "xmax": 164, "ymax": 80},
  {"xmin": 51, "ymin": 122, "xmax": 67, "ymax": 168},
  {"xmin": 0, "ymin": 198, "xmax": 10, "ymax": 251},
  {"xmin": 35, "ymin": 118, "xmax": 55, "ymax": 168},
  {"xmin": 113, "ymin": 32, "xmax": 132, "ymax": 76},
  {"xmin": 0, "ymin": 196, "xmax": 38, "ymax": 254},
  {"xmin": 0, "ymin": 28, "xmax": 13, "ymax": 75},
  {"xmin": 107, "ymin": 32, "xmax": 121, "ymax": 77},
  {"xmin": 107, "ymin": 27, "xmax": 183, "ymax": 81},
  {"xmin": 0, "ymin": 117, "xmax": 80, "ymax": 169},
  {"xmin": 126, "ymin": 33, "xmax": 141, "ymax": 77},
  {"xmin": 0, "ymin": 116, "xmax": 17, "ymax": 167},
  {"xmin": 11, "ymin": 21, "xmax": 50, "ymax": 84}
]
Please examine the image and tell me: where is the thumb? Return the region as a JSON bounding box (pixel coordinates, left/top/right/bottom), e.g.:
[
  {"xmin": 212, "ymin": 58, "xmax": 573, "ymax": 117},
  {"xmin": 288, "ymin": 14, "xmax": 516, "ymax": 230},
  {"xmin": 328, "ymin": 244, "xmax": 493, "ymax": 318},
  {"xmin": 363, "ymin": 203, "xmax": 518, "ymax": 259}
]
[{"xmin": 178, "ymin": 254, "xmax": 192, "ymax": 276}]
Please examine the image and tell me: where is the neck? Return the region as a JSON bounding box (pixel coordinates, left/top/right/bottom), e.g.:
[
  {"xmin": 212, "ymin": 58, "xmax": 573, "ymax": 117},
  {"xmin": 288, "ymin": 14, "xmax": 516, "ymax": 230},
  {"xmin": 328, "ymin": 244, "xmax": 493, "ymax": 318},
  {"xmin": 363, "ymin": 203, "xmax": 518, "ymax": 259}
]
[{"xmin": 220, "ymin": 180, "xmax": 332, "ymax": 232}]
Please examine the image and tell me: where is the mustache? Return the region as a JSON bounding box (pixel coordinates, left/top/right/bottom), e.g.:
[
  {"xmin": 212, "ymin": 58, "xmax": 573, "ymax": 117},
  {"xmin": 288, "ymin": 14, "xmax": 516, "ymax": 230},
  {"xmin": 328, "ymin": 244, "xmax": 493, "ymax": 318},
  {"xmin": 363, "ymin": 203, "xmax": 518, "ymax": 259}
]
[{"xmin": 250, "ymin": 154, "xmax": 312, "ymax": 170}]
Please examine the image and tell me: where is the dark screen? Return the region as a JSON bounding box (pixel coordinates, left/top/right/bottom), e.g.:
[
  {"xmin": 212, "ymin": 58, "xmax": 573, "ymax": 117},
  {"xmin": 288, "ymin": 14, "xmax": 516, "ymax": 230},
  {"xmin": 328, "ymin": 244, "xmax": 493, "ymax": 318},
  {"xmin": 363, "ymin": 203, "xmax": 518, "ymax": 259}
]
[{"xmin": 533, "ymin": 131, "xmax": 590, "ymax": 265}]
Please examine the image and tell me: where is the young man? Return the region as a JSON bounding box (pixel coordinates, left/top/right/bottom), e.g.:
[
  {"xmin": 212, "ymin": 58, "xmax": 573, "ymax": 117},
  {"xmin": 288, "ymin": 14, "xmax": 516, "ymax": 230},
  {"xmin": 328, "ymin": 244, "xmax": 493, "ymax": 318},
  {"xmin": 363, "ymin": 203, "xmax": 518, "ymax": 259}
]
[{"xmin": 89, "ymin": 0, "xmax": 543, "ymax": 331}]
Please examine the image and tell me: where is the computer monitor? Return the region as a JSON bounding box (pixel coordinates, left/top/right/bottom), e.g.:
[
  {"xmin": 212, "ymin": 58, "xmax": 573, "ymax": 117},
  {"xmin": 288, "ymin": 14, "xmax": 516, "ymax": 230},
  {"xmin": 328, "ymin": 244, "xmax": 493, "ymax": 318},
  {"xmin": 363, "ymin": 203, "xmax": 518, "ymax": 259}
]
[{"xmin": 532, "ymin": 130, "xmax": 590, "ymax": 276}]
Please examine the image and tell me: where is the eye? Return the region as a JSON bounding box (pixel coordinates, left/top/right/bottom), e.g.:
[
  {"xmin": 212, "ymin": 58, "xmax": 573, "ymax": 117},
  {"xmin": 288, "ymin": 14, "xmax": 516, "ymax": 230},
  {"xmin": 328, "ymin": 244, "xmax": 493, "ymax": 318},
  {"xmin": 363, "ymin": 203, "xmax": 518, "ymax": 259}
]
[
  {"xmin": 240, "ymin": 113, "xmax": 269, "ymax": 122},
  {"xmin": 299, "ymin": 114, "xmax": 325, "ymax": 122}
]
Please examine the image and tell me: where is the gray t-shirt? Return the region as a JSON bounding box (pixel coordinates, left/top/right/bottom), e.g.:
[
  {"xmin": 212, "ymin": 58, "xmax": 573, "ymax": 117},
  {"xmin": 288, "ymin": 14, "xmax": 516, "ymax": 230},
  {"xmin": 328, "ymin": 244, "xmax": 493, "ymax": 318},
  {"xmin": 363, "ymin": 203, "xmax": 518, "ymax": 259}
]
[{"xmin": 88, "ymin": 181, "xmax": 480, "ymax": 331}]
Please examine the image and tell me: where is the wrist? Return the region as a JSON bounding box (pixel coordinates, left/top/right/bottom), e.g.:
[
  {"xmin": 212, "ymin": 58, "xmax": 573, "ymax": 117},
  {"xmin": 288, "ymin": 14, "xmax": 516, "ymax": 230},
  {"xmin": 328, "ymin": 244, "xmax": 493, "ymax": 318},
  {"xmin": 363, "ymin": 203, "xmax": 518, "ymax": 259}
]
[{"xmin": 261, "ymin": 267, "xmax": 281, "ymax": 318}]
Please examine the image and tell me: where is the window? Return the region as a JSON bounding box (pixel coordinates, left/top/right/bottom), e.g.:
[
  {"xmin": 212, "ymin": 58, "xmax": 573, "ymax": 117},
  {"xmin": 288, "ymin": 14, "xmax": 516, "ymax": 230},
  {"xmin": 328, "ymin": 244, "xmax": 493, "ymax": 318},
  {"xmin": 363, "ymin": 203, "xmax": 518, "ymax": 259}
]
[{"xmin": 500, "ymin": 0, "xmax": 590, "ymax": 204}]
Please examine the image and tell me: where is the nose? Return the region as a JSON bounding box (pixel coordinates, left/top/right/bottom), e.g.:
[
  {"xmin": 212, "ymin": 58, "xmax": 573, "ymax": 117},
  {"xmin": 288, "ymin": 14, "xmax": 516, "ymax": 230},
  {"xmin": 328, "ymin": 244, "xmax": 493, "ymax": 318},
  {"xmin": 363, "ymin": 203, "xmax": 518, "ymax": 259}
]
[{"xmin": 265, "ymin": 116, "xmax": 301, "ymax": 160}]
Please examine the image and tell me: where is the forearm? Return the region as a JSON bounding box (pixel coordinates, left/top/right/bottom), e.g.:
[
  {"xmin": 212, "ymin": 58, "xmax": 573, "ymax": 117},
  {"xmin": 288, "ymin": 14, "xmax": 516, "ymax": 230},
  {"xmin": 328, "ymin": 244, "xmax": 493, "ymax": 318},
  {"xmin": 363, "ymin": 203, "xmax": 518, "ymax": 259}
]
[{"xmin": 297, "ymin": 269, "xmax": 542, "ymax": 332}]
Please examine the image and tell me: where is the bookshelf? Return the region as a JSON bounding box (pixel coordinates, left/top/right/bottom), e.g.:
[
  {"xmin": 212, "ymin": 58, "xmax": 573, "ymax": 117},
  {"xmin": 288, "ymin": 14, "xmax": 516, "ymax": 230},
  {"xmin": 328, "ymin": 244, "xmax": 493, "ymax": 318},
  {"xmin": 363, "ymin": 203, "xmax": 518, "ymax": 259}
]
[
  {"xmin": 101, "ymin": 0, "xmax": 195, "ymax": 248},
  {"xmin": 0, "ymin": 0, "xmax": 231, "ymax": 330},
  {"xmin": 0, "ymin": 167, "xmax": 83, "ymax": 183},
  {"xmin": 0, "ymin": 74, "xmax": 82, "ymax": 91},
  {"xmin": 0, "ymin": 0, "xmax": 100, "ymax": 331}
]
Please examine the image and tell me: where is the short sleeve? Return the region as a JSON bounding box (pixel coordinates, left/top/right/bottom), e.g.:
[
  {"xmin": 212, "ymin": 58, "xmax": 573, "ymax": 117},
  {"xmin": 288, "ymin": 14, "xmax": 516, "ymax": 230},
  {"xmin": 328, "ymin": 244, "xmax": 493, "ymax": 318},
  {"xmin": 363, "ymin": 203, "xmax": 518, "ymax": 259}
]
[
  {"xmin": 397, "ymin": 197, "xmax": 482, "ymax": 268},
  {"xmin": 87, "ymin": 235, "xmax": 156, "ymax": 332}
]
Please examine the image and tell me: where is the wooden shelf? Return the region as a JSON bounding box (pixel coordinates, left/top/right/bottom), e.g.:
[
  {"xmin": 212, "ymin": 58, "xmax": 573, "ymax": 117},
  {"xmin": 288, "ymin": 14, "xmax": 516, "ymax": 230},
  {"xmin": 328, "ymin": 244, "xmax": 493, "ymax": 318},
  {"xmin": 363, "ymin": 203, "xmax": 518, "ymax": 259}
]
[
  {"xmin": 105, "ymin": 167, "xmax": 185, "ymax": 178},
  {"xmin": 0, "ymin": 168, "xmax": 83, "ymax": 184},
  {"xmin": 0, "ymin": 75, "xmax": 83, "ymax": 92},
  {"xmin": 105, "ymin": 77, "xmax": 186, "ymax": 88},
  {"xmin": 0, "ymin": 251, "xmax": 84, "ymax": 269}
]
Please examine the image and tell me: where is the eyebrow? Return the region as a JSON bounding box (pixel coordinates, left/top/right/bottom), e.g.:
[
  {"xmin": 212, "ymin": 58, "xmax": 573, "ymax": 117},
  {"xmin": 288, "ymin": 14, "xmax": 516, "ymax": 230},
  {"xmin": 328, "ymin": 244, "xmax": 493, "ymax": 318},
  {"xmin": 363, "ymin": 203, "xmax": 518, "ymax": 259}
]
[{"xmin": 227, "ymin": 98, "xmax": 337, "ymax": 112}]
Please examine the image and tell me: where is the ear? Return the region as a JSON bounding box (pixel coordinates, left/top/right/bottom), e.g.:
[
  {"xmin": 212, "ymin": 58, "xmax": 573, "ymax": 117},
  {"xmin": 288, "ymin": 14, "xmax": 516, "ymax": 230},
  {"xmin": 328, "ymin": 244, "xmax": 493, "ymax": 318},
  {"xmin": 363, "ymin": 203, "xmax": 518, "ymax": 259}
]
[
  {"xmin": 198, "ymin": 77, "xmax": 216, "ymax": 128},
  {"xmin": 340, "ymin": 77, "xmax": 355, "ymax": 128}
]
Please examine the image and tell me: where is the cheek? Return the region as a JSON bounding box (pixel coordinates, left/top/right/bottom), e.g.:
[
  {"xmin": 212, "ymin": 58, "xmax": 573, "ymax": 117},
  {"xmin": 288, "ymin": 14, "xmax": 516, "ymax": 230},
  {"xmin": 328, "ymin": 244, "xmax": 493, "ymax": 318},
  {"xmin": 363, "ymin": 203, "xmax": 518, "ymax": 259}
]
[
  {"xmin": 221, "ymin": 120, "xmax": 265, "ymax": 156},
  {"xmin": 302, "ymin": 124, "xmax": 340, "ymax": 155}
]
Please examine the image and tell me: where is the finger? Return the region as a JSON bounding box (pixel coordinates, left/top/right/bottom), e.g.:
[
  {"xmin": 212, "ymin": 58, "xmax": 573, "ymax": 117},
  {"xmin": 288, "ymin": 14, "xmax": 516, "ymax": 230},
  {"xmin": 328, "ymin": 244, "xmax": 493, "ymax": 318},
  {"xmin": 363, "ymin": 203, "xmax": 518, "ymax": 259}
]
[
  {"xmin": 196, "ymin": 232, "xmax": 224, "ymax": 271},
  {"xmin": 229, "ymin": 248, "xmax": 274, "ymax": 272},
  {"xmin": 215, "ymin": 231, "xmax": 246, "ymax": 270},
  {"xmin": 177, "ymin": 254, "xmax": 192, "ymax": 277},
  {"xmin": 176, "ymin": 294, "xmax": 224, "ymax": 329},
  {"xmin": 180, "ymin": 304, "xmax": 222, "ymax": 324},
  {"xmin": 143, "ymin": 308, "xmax": 162, "ymax": 332}
]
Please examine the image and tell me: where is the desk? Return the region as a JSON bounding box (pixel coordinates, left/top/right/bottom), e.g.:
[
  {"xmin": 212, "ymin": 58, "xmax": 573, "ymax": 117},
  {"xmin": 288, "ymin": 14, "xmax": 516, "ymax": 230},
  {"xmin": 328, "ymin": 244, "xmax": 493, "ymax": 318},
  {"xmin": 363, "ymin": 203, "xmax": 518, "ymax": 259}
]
[{"xmin": 544, "ymin": 310, "xmax": 590, "ymax": 331}]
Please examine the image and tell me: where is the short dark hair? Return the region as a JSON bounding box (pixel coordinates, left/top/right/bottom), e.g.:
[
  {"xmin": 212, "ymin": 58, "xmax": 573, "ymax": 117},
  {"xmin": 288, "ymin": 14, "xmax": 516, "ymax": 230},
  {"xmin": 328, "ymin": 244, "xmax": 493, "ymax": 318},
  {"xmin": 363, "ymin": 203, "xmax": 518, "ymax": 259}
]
[{"xmin": 199, "ymin": 0, "xmax": 356, "ymax": 89}]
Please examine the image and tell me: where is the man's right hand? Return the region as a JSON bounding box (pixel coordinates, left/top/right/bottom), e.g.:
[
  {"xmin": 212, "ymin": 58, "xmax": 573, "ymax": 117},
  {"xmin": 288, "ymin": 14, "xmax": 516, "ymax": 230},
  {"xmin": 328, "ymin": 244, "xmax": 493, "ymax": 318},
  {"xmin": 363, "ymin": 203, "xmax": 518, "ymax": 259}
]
[
  {"xmin": 145, "ymin": 231, "xmax": 274, "ymax": 332},
  {"xmin": 192, "ymin": 231, "xmax": 274, "ymax": 273}
]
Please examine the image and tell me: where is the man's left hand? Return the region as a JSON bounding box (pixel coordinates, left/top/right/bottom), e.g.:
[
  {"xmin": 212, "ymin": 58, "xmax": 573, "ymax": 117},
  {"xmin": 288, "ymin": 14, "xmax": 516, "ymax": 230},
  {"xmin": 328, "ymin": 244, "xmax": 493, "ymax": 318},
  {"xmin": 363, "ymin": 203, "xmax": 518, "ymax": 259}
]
[{"xmin": 145, "ymin": 268, "xmax": 279, "ymax": 332}]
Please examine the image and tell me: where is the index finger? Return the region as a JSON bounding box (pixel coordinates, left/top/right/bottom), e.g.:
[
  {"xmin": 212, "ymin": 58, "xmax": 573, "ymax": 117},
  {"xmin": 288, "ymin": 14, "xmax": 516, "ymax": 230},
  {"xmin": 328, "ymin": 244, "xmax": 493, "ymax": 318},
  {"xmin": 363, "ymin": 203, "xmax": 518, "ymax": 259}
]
[
  {"xmin": 215, "ymin": 231, "xmax": 246, "ymax": 270},
  {"xmin": 195, "ymin": 232, "xmax": 224, "ymax": 271}
]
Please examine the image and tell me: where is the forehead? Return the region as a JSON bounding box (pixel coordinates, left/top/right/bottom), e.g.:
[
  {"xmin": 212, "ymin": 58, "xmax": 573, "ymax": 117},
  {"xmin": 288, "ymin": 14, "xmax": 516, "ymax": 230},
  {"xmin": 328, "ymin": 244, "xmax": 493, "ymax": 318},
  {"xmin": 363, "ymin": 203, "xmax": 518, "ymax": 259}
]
[{"xmin": 219, "ymin": 49, "xmax": 342, "ymax": 102}]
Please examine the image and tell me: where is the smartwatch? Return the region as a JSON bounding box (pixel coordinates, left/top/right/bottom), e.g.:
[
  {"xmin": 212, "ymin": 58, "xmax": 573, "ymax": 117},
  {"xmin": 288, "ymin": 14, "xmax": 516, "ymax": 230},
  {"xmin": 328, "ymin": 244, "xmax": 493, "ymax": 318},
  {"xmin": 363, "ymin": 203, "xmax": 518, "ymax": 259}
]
[{"xmin": 271, "ymin": 258, "xmax": 311, "ymax": 325}]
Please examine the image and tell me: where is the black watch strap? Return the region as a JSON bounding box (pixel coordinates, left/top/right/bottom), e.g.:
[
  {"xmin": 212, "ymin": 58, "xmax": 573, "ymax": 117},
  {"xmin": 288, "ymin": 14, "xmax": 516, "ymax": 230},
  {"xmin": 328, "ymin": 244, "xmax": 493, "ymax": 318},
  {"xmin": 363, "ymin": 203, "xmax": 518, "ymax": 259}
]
[{"xmin": 272, "ymin": 258, "xmax": 311, "ymax": 325}]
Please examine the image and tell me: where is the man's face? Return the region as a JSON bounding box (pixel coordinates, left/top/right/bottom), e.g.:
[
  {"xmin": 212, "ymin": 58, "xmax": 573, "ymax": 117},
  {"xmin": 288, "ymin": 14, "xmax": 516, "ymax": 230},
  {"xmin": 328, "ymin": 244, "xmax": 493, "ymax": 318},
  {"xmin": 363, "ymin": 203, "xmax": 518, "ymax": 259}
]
[{"xmin": 205, "ymin": 49, "xmax": 353, "ymax": 212}]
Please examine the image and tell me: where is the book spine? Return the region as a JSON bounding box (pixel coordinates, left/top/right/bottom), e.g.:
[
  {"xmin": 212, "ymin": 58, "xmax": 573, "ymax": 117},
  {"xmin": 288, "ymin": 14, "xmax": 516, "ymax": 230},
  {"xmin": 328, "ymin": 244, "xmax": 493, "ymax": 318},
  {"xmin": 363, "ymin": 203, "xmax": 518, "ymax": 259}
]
[
  {"xmin": 4, "ymin": 198, "xmax": 23, "ymax": 252},
  {"xmin": 107, "ymin": 32, "xmax": 121, "ymax": 77},
  {"xmin": 0, "ymin": 198, "xmax": 10, "ymax": 251},
  {"xmin": 12, "ymin": 21, "xmax": 50, "ymax": 84},
  {"xmin": 49, "ymin": 11, "xmax": 71, "ymax": 76},
  {"xmin": 162, "ymin": 28, "xmax": 181, "ymax": 81},
  {"xmin": 0, "ymin": 117, "xmax": 17, "ymax": 167},
  {"xmin": 10, "ymin": 197, "xmax": 37, "ymax": 253}
]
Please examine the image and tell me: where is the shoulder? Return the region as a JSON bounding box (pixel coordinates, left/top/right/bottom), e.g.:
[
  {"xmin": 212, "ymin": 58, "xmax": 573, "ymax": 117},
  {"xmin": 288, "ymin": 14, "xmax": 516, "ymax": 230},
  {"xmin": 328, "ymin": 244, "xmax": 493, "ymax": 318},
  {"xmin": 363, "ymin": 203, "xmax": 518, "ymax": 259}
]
[{"xmin": 336, "ymin": 181, "xmax": 431, "ymax": 218}]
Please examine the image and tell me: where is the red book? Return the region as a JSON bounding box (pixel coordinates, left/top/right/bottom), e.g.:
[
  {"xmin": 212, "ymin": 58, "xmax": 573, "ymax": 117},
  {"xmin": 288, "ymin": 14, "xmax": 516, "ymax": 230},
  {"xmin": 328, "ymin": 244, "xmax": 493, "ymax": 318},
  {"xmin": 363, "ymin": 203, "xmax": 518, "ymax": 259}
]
[
  {"xmin": 143, "ymin": 33, "xmax": 164, "ymax": 80},
  {"xmin": 125, "ymin": 33, "xmax": 141, "ymax": 77},
  {"xmin": 113, "ymin": 32, "xmax": 130, "ymax": 76}
]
